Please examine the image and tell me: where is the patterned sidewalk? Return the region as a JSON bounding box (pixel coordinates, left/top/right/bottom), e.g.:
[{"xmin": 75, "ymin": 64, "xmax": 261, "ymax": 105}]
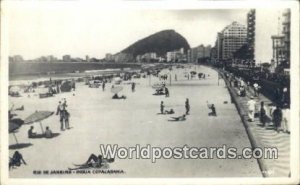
[{"xmin": 221, "ymin": 70, "xmax": 290, "ymax": 177}]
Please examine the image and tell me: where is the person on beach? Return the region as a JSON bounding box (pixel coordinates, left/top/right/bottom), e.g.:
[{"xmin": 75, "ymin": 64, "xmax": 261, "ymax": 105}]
[
  {"xmin": 131, "ymin": 82, "xmax": 135, "ymax": 92},
  {"xmin": 169, "ymin": 114, "xmax": 186, "ymax": 121},
  {"xmin": 28, "ymin": 126, "xmax": 37, "ymax": 138},
  {"xmin": 85, "ymin": 154, "xmax": 103, "ymax": 167},
  {"xmin": 165, "ymin": 87, "xmax": 169, "ymax": 97},
  {"xmin": 165, "ymin": 109, "xmax": 175, "ymax": 114},
  {"xmin": 185, "ymin": 98, "xmax": 190, "ymax": 115},
  {"xmin": 260, "ymin": 101, "xmax": 267, "ymax": 127},
  {"xmin": 56, "ymin": 101, "xmax": 62, "ymax": 115},
  {"xmin": 9, "ymin": 151, "xmax": 27, "ymax": 169},
  {"xmin": 160, "ymin": 101, "xmax": 165, "ymax": 114},
  {"xmin": 62, "ymin": 99, "xmax": 68, "ymax": 110},
  {"xmin": 60, "ymin": 110, "xmax": 66, "ymax": 131},
  {"xmin": 207, "ymin": 101, "xmax": 217, "ymax": 116},
  {"xmin": 272, "ymin": 106, "xmax": 283, "ymax": 133},
  {"xmin": 102, "ymin": 82, "xmax": 106, "ymax": 91},
  {"xmin": 45, "ymin": 126, "xmax": 53, "ymax": 138},
  {"xmin": 64, "ymin": 110, "xmax": 70, "ymax": 129},
  {"xmin": 112, "ymin": 94, "xmax": 126, "ymax": 99}
]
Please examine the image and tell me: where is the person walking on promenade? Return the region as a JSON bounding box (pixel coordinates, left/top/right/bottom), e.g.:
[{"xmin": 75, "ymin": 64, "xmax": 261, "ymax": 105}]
[
  {"xmin": 281, "ymin": 87, "xmax": 288, "ymax": 105},
  {"xmin": 260, "ymin": 101, "xmax": 267, "ymax": 127},
  {"xmin": 246, "ymin": 81, "xmax": 250, "ymax": 90},
  {"xmin": 273, "ymin": 105, "xmax": 283, "ymax": 133},
  {"xmin": 247, "ymin": 96, "xmax": 256, "ymax": 122},
  {"xmin": 185, "ymin": 98, "xmax": 190, "ymax": 115},
  {"xmin": 282, "ymin": 104, "xmax": 290, "ymax": 133},
  {"xmin": 253, "ymin": 82, "xmax": 259, "ymax": 97},
  {"xmin": 160, "ymin": 101, "xmax": 165, "ymax": 114}
]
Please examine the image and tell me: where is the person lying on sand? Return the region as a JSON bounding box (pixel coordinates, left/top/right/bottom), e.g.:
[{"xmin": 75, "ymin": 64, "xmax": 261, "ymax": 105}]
[
  {"xmin": 169, "ymin": 114, "xmax": 186, "ymax": 121},
  {"xmin": 68, "ymin": 154, "xmax": 114, "ymax": 170},
  {"xmin": 112, "ymin": 94, "xmax": 126, "ymax": 99},
  {"xmin": 15, "ymin": 105, "xmax": 24, "ymax": 111}
]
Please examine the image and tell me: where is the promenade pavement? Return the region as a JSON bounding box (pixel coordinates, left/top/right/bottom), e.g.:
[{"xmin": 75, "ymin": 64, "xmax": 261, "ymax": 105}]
[{"xmin": 219, "ymin": 69, "xmax": 290, "ymax": 177}]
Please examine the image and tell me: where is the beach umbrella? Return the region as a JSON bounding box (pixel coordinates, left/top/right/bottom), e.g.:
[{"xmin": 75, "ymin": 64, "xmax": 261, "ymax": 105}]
[
  {"xmin": 152, "ymin": 83, "xmax": 164, "ymax": 90},
  {"xmin": 60, "ymin": 81, "xmax": 72, "ymax": 92},
  {"xmin": 111, "ymin": 86, "xmax": 123, "ymax": 94},
  {"xmin": 113, "ymin": 77, "xmax": 122, "ymax": 84},
  {"xmin": 9, "ymin": 120, "xmax": 24, "ymax": 144},
  {"xmin": 9, "ymin": 86, "xmax": 21, "ymax": 92},
  {"xmin": 24, "ymin": 111, "xmax": 54, "ymax": 134}
]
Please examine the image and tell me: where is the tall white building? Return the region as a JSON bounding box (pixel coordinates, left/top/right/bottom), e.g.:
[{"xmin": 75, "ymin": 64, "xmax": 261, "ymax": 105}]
[{"xmin": 221, "ymin": 21, "xmax": 247, "ymax": 60}]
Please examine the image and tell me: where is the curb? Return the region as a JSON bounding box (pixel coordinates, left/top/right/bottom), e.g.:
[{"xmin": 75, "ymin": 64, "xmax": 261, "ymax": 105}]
[
  {"xmin": 214, "ymin": 67, "xmax": 269, "ymax": 177},
  {"xmin": 226, "ymin": 83, "xmax": 269, "ymax": 177}
]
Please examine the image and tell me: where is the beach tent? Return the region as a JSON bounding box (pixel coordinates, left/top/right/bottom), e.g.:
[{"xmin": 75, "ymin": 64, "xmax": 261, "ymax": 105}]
[
  {"xmin": 111, "ymin": 86, "xmax": 123, "ymax": 94},
  {"xmin": 9, "ymin": 119, "xmax": 24, "ymax": 144},
  {"xmin": 9, "ymin": 86, "xmax": 21, "ymax": 95},
  {"xmin": 113, "ymin": 77, "xmax": 122, "ymax": 84},
  {"xmin": 60, "ymin": 81, "xmax": 72, "ymax": 92},
  {"xmin": 24, "ymin": 111, "xmax": 54, "ymax": 134}
]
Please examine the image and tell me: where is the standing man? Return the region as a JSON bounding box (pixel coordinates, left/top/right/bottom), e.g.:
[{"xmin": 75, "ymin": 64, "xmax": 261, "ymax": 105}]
[
  {"xmin": 253, "ymin": 82, "xmax": 259, "ymax": 97},
  {"xmin": 65, "ymin": 110, "xmax": 70, "ymax": 129},
  {"xmin": 273, "ymin": 105, "xmax": 283, "ymax": 133},
  {"xmin": 102, "ymin": 82, "xmax": 106, "ymax": 91},
  {"xmin": 247, "ymin": 96, "xmax": 256, "ymax": 122},
  {"xmin": 260, "ymin": 101, "xmax": 266, "ymax": 127},
  {"xmin": 185, "ymin": 98, "xmax": 190, "ymax": 115},
  {"xmin": 56, "ymin": 101, "xmax": 62, "ymax": 115},
  {"xmin": 131, "ymin": 82, "xmax": 135, "ymax": 92},
  {"xmin": 160, "ymin": 101, "xmax": 165, "ymax": 114},
  {"xmin": 165, "ymin": 87, "xmax": 169, "ymax": 97}
]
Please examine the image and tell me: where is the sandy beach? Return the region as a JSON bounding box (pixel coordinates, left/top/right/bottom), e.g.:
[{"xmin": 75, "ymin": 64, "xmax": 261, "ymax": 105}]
[{"xmin": 9, "ymin": 65, "xmax": 261, "ymax": 178}]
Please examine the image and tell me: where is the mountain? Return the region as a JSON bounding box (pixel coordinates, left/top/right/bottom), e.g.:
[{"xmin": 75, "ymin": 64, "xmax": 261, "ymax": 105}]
[{"xmin": 121, "ymin": 30, "xmax": 190, "ymax": 57}]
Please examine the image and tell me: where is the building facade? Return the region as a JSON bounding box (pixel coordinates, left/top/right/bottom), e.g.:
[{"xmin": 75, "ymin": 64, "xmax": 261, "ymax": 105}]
[
  {"xmin": 221, "ymin": 21, "xmax": 247, "ymax": 60},
  {"xmin": 187, "ymin": 45, "xmax": 211, "ymax": 63},
  {"xmin": 105, "ymin": 53, "xmax": 114, "ymax": 62},
  {"xmin": 9, "ymin": 55, "xmax": 24, "ymax": 62},
  {"xmin": 270, "ymin": 9, "xmax": 291, "ymax": 70},
  {"xmin": 282, "ymin": 9, "xmax": 291, "ymax": 66},
  {"xmin": 62, "ymin": 55, "xmax": 71, "ymax": 62},
  {"xmin": 166, "ymin": 48, "xmax": 185, "ymax": 62},
  {"xmin": 247, "ymin": 9, "xmax": 256, "ymax": 60}
]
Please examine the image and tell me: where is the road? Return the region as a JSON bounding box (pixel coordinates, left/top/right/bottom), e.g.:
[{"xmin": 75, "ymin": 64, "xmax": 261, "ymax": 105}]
[{"xmin": 9, "ymin": 65, "xmax": 261, "ymax": 177}]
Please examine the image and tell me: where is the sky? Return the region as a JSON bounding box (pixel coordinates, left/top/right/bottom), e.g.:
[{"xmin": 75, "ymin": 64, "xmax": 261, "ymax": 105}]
[{"xmin": 4, "ymin": 1, "xmax": 288, "ymax": 62}]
